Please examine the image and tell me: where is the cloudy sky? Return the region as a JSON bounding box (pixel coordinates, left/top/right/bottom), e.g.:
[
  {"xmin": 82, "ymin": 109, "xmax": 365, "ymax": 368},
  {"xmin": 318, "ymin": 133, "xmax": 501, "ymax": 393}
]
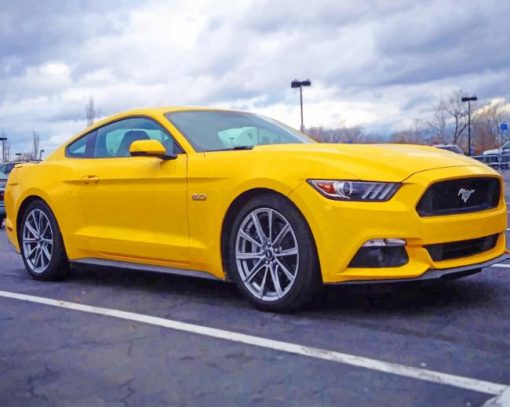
[{"xmin": 1, "ymin": 0, "xmax": 509, "ymax": 154}]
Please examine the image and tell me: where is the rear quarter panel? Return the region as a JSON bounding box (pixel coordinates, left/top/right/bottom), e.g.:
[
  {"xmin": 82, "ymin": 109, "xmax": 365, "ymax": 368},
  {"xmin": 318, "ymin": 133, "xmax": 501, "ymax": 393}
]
[{"xmin": 5, "ymin": 161, "xmax": 85, "ymax": 256}]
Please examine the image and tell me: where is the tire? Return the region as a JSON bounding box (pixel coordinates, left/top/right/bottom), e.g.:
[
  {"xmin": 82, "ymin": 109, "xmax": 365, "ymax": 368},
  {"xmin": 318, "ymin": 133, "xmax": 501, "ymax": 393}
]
[
  {"xmin": 19, "ymin": 200, "xmax": 69, "ymax": 281},
  {"xmin": 227, "ymin": 193, "xmax": 321, "ymax": 312},
  {"xmin": 0, "ymin": 215, "xmax": 4, "ymax": 228}
]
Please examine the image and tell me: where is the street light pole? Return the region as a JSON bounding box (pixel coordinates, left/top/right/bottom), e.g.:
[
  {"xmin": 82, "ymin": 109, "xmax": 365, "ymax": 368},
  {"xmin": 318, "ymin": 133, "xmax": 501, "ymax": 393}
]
[
  {"xmin": 461, "ymin": 96, "xmax": 477, "ymax": 156},
  {"xmin": 0, "ymin": 137, "xmax": 7, "ymax": 162},
  {"xmin": 299, "ymin": 86, "xmax": 304, "ymax": 132},
  {"xmin": 291, "ymin": 79, "xmax": 311, "ymax": 132}
]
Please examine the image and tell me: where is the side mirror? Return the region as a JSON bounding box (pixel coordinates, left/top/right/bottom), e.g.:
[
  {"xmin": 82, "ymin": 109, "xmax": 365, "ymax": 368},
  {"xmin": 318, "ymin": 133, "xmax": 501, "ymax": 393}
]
[{"xmin": 129, "ymin": 140, "xmax": 176, "ymax": 160}]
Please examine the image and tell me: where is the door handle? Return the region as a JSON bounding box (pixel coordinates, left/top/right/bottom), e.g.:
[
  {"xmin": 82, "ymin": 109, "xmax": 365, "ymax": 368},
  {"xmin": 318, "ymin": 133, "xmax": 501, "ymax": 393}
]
[{"xmin": 81, "ymin": 175, "xmax": 100, "ymax": 184}]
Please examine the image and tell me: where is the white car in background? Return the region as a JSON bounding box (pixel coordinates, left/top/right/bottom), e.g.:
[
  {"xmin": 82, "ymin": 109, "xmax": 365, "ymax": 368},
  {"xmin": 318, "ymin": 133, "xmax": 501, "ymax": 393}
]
[{"xmin": 483, "ymin": 142, "xmax": 510, "ymax": 170}]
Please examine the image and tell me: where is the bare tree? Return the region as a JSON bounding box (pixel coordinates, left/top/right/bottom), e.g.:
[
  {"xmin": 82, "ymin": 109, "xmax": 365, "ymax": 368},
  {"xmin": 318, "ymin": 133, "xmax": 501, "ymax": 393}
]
[
  {"xmin": 390, "ymin": 119, "xmax": 427, "ymax": 145},
  {"xmin": 436, "ymin": 90, "xmax": 469, "ymax": 144},
  {"xmin": 343, "ymin": 126, "xmax": 365, "ymax": 143},
  {"xmin": 428, "ymin": 107, "xmax": 448, "ymax": 144},
  {"xmin": 471, "ymin": 100, "xmax": 506, "ymax": 154},
  {"xmin": 32, "ymin": 129, "xmax": 40, "ymax": 160},
  {"xmin": 85, "ymin": 96, "xmax": 96, "ymax": 126}
]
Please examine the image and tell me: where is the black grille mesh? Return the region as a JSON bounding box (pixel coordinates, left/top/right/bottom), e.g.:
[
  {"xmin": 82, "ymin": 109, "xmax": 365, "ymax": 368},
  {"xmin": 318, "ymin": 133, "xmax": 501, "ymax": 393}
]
[
  {"xmin": 425, "ymin": 234, "xmax": 498, "ymax": 261},
  {"xmin": 417, "ymin": 177, "xmax": 500, "ymax": 217}
]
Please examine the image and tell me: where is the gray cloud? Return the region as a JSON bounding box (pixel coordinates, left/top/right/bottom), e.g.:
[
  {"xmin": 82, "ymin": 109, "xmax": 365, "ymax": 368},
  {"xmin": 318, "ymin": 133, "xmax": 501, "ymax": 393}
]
[{"xmin": 0, "ymin": 0, "xmax": 509, "ymax": 155}]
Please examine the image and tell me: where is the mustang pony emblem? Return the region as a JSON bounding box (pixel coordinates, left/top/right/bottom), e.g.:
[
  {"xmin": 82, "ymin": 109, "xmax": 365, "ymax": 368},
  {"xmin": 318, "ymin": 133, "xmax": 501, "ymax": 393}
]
[{"xmin": 458, "ymin": 188, "xmax": 476, "ymax": 203}]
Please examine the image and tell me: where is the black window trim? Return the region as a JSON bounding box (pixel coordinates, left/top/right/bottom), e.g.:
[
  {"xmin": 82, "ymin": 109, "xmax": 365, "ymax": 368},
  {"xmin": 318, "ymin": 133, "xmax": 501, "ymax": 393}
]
[{"xmin": 65, "ymin": 115, "xmax": 186, "ymax": 159}]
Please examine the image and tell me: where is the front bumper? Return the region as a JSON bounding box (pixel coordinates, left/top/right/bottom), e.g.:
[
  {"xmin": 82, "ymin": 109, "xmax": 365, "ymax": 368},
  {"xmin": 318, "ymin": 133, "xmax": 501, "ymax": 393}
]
[
  {"xmin": 336, "ymin": 253, "xmax": 510, "ymax": 285},
  {"xmin": 289, "ymin": 166, "xmax": 507, "ymax": 283}
]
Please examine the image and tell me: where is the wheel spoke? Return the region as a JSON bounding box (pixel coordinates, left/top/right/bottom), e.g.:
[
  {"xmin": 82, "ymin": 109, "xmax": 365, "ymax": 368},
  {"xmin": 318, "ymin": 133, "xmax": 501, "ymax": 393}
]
[
  {"xmin": 41, "ymin": 245, "xmax": 52, "ymax": 262},
  {"xmin": 257, "ymin": 267, "xmax": 269, "ymax": 298},
  {"xmin": 33, "ymin": 248, "xmax": 42, "ymax": 269},
  {"xmin": 273, "ymin": 223, "xmax": 290, "ymax": 246},
  {"xmin": 268, "ymin": 210, "xmax": 273, "ymax": 242},
  {"xmin": 41, "ymin": 221, "xmax": 50, "ymax": 237},
  {"xmin": 251, "ymin": 213, "xmax": 267, "ymax": 243},
  {"xmin": 31, "ymin": 211, "xmax": 40, "ymax": 234},
  {"xmin": 25, "ymin": 221, "xmax": 38, "ymax": 238},
  {"xmin": 25, "ymin": 244, "xmax": 38, "ymax": 258},
  {"xmin": 244, "ymin": 258, "xmax": 265, "ymax": 283},
  {"xmin": 275, "ymin": 258, "xmax": 296, "ymax": 282},
  {"xmin": 38, "ymin": 211, "xmax": 44, "ymax": 236},
  {"xmin": 275, "ymin": 248, "xmax": 298, "ymax": 257},
  {"xmin": 239, "ymin": 230, "xmax": 262, "ymax": 248},
  {"xmin": 269, "ymin": 264, "xmax": 283, "ymax": 297},
  {"xmin": 237, "ymin": 251, "xmax": 264, "ymax": 260}
]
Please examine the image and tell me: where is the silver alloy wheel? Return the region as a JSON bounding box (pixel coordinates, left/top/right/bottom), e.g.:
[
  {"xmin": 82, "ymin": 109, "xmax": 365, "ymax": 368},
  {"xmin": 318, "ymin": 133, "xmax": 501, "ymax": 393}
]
[
  {"xmin": 235, "ymin": 208, "xmax": 299, "ymax": 302},
  {"xmin": 22, "ymin": 209, "xmax": 53, "ymax": 274}
]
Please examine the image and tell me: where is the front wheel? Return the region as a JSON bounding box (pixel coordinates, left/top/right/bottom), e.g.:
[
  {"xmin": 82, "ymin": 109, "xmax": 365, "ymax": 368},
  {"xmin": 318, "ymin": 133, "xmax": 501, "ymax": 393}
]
[
  {"xmin": 20, "ymin": 201, "xmax": 69, "ymax": 281},
  {"xmin": 228, "ymin": 194, "xmax": 320, "ymax": 312}
]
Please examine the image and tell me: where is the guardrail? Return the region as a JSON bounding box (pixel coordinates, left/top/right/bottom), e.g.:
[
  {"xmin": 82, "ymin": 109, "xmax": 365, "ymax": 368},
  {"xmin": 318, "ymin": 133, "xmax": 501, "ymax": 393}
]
[{"xmin": 471, "ymin": 153, "xmax": 510, "ymax": 172}]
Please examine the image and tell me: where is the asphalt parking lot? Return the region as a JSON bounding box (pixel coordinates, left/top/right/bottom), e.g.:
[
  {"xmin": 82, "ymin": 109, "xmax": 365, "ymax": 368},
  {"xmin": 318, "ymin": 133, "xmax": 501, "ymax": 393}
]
[{"xmin": 1, "ymin": 188, "xmax": 510, "ymax": 406}]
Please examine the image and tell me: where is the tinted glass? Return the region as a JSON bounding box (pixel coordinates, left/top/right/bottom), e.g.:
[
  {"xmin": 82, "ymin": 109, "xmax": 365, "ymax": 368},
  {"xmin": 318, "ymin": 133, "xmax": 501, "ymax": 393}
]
[
  {"xmin": 165, "ymin": 110, "xmax": 311, "ymax": 152},
  {"xmin": 94, "ymin": 117, "xmax": 179, "ymax": 158},
  {"xmin": 67, "ymin": 131, "xmax": 95, "ymax": 158},
  {"xmin": 0, "ymin": 163, "xmax": 16, "ymax": 174}
]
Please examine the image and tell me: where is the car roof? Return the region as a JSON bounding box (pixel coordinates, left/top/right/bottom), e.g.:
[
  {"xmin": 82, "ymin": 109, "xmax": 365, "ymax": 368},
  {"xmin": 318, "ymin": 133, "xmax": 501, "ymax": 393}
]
[{"xmin": 81, "ymin": 106, "xmax": 242, "ymax": 133}]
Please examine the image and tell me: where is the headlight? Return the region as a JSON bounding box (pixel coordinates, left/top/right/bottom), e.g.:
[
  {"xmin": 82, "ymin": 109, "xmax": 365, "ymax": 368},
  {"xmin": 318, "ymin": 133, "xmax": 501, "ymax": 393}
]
[{"xmin": 308, "ymin": 180, "xmax": 400, "ymax": 201}]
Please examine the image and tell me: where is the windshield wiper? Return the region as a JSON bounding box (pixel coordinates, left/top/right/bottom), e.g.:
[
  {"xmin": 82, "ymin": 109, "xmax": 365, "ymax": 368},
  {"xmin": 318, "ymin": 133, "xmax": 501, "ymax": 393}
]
[{"xmin": 232, "ymin": 145, "xmax": 254, "ymax": 150}]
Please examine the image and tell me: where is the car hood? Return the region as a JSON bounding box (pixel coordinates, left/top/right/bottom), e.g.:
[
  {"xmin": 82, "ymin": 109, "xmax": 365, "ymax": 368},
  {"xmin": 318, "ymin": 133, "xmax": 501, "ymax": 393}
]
[{"xmin": 254, "ymin": 143, "xmax": 492, "ymax": 182}]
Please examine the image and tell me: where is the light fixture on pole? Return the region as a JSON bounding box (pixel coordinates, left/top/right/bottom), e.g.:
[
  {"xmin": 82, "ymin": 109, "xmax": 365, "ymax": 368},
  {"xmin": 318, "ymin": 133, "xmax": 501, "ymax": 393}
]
[
  {"xmin": 291, "ymin": 79, "xmax": 311, "ymax": 132},
  {"xmin": 461, "ymin": 95, "xmax": 477, "ymax": 156}
]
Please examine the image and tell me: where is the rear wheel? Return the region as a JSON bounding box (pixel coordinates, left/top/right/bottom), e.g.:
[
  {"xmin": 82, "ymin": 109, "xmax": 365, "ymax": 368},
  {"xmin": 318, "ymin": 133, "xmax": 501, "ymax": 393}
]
[
  {"xmin": 20, "ymin": 201, "xmax": 69, "ymax": 281},
  {"xmin": 228, "ymin": 193, "xmax": 320, "ymax": 312}
]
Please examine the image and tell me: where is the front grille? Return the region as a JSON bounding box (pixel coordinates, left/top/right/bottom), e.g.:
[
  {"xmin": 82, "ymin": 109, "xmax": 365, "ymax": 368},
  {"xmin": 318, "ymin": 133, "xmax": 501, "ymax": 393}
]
[
  {"xmin": 425, "ymin": 234, "xmax": 498, "ymax": 261},
  {"xmin": 417, "ymin": 177, "xmax": 500, "ymax": 217}
]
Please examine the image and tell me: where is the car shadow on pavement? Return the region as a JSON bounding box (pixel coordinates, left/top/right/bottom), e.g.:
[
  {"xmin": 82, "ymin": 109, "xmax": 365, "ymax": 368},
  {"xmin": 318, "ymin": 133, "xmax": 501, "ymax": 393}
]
[
  {"xmin": 66, "ymin": 265, "xmax": 499, "ymax": 316},
  {"xmin": 313, "ymin": 278, "xmax": 497, "ymax": 315},
  {"xmin": 69, "ymin": 264, "xmax": 242, "ymax": 300}
]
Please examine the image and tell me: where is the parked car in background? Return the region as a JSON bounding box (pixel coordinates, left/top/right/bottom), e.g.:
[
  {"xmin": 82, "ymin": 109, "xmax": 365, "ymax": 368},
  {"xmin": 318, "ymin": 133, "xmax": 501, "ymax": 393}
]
[
  {"xmin": 433, "ymin": 144, "xmax": 464, "ymax": 155},
  {"xmin": 0, "ymin": 171, "xmax": 6, "ymax": 227},
  {"xmin": 0, "ymin": 160, "xmax": 41, "ymax": 176},
  {"xmin": 482, "ymin": 142, "xmax": 510, "ymax": 170}
]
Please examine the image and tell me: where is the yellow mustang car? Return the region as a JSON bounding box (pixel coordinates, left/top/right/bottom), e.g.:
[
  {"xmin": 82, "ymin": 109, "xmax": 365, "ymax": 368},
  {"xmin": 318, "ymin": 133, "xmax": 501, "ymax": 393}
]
[{"xmin": 4, "ymin": 107, "xmax": 508, "ymax": 311}]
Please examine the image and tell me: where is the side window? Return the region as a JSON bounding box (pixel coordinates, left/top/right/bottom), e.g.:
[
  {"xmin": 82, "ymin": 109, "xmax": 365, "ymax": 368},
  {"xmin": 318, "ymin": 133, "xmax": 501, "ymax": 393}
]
[
  {"xmin": 66, "ymin": 131, "xmax": 96, "ymax": 158},
  {"xmin": 94, "ymin": 117, "xmax": 180, "ymax": 158}
]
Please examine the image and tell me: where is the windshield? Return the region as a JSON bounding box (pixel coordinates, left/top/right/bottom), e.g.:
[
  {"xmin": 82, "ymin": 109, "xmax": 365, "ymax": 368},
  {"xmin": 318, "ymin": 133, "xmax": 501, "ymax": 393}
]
[{"xmin": 165, "ymin": 110, "xmax": 312, "ymax": 152}]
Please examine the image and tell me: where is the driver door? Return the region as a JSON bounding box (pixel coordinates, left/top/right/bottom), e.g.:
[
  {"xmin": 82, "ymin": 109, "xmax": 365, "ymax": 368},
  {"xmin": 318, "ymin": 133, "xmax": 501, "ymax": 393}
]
[{"xmin": 71, "ymin": 117, "xmax": 189, "ymax": 268}]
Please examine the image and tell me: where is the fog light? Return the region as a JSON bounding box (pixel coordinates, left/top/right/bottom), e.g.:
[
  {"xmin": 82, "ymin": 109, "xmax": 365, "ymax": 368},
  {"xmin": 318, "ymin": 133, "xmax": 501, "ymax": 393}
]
[{"xmin": 349, "ymin": 239, "xmax": 408, "ymax": 268}]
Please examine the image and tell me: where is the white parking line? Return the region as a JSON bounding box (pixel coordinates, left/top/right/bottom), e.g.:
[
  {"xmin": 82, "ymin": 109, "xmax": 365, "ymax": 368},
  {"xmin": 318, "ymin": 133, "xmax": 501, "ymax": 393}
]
[{"xmin": 0, "ymin": 289, "xmax": 508, "ymax": 398}]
